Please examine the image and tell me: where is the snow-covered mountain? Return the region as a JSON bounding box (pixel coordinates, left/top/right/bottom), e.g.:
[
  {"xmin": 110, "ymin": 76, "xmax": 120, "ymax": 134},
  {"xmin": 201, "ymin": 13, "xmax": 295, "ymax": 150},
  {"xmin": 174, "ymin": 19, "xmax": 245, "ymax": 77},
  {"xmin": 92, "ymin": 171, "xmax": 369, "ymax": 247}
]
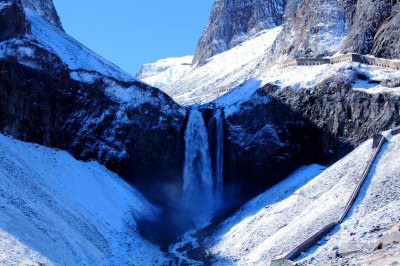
[
  {"xmin": 164, "ymin": 27, "xmax": 400, "ymax": 106},
  {"xmin": 192, "ymin": 0, "xmax": 286, "ymax": 66},
  {"xmin": 1, "ymin": 0, "xmax": 400, "ymax": 265},
  {"xmin": 0, "ymin": 0, "xmax": 186, "ymax": 205},
  {"xmin": 20, "ymin": 0, "xmax": 63, "ymax": 29},
  {"xmin": 163, "ymin": 27, "xmax": 283, "ymax": 105},
  {"xmin": 164, "ymin": 0, "xmax": 399, "ymax": 105},
  {"xmin": 192, "ymin": 0, "xmax": 399, "ymax": 67},
  {"xmin": 205, "ymin": 132, "xmax": 400, "ymax": 265},
  {"xmin": 136, "ymin": 55, "xmax": 193, "ymax": 88},
  {"xmin": 0, "ymin": 133, "xmax": 169, "ymax": 265}
]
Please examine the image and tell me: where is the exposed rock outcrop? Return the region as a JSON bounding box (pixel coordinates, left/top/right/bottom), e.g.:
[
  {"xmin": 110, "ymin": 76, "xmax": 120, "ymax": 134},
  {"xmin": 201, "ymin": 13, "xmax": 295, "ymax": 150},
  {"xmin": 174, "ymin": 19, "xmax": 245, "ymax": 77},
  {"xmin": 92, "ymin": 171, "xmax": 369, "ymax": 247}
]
[
  {"xmin": 221, "ymin": 89, "xmax": 331, "ymax": 199},
  {"xmin": 0, "ymin": 1, "xmax": 31, "ymax": 41},
  {"xmin": 192, "ymin": 0, "xmax": 286, "ymax": 66},
  {"xmin": 269, "ymin": 0, "xmax": 346, "ymax": 60},
  {"xmin": 20, "ymin": 0, "xmax": 63, "ymax": 29},
  {"xmin": 221, "ymin": 76, "xmax": 400, "ymax": 200},
  {"xmin": 266, "ymin": 77, "xmax": 400, "ymax": 147},
  {"xmin": 270, "ymin": 0, "xmax": 398, "ymax": 60},
  {"xmin": 340, "ymin": 0, "xmax": 395, "ymax": 55},
  {"xmin": 371, "ymin": 3, "xmax": 400, "ymax": 59}
]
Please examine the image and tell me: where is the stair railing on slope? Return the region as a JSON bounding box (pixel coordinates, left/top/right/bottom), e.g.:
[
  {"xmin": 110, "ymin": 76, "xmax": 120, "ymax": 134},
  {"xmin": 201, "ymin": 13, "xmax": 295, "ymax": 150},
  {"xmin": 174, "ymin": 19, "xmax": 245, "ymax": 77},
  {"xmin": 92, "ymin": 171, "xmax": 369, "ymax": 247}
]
[
  {"xmin": 337, "ymin": 134, "xmax": 387, "ymax": 223},
  {"xmin": 270, "ymin": 134, "xmax": 388, "ymax": 265}
]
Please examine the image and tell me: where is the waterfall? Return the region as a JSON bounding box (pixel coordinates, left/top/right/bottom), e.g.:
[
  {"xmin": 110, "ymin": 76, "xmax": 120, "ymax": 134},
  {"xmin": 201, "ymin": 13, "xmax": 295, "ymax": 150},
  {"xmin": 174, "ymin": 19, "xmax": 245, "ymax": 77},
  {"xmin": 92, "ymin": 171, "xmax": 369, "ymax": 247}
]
[
  {"xmin": 182, "ymin": 109, "xmax": 214, "ymax": 226},
  {"xmin": 214, "ymin": 109, "xmax": 224, "ymax": 205}
]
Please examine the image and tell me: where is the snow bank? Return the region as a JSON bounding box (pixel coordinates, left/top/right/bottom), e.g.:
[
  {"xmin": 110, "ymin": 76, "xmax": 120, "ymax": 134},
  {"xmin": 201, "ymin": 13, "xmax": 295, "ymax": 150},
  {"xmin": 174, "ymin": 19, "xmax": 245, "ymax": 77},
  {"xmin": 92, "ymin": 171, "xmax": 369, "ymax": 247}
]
[
  {"xmin": 163, "ymin": 27, "xmax": 283, "ymax": 105},
  {"xmin": 0, "ymin": 134, "xmax": 168, "ymax": 265},
  {"xmin": 136, "ymin": 55, "xmax": 193, "ymax": 88},
  {"xmin": 207, "ymin": 133, "xmax": 400, "ymax": 265}
]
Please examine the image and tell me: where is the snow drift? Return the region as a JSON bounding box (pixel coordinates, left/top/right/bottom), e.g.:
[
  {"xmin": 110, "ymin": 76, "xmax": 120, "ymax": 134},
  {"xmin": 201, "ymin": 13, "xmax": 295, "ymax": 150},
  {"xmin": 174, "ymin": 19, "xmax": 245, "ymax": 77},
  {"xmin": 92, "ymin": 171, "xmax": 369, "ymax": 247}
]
[
  {"xmin": 0, "ymin": 134, "xmax": 169, "ymax": 266},
  {"xmin": 136, "ymin": 55, "xmax": 193, "ymax": 88}
]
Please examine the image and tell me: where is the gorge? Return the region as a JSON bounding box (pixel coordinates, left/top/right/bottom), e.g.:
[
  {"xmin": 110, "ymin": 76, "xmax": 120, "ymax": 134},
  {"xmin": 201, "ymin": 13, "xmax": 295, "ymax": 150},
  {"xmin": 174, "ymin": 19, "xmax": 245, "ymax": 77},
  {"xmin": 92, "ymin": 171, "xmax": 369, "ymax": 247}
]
[{"xmin": 0, "ymin": 0, "xmax": 399, "ymax": 265}]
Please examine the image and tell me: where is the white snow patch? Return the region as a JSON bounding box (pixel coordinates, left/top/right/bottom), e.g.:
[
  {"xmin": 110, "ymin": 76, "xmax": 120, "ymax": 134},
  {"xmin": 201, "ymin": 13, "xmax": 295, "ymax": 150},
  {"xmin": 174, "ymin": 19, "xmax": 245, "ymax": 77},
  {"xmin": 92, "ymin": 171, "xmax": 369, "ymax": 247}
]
[
  {"xmin": 0, "ymin": 134, "xmax": 168, "ymax": 265},
  {"xmin": 163, "ymin": 27, "xmax": 283, "ymax": 105},
  {"xmin": 298, "ymin": 134, "xmax": 400, "ymax": 265},
  {"xmin": 207, "ymin": 133, "xmax": 400, "ymax": 265},
  {"xmin": 137, "ymin": 55, "xmax": 193, "ymax": 88}
]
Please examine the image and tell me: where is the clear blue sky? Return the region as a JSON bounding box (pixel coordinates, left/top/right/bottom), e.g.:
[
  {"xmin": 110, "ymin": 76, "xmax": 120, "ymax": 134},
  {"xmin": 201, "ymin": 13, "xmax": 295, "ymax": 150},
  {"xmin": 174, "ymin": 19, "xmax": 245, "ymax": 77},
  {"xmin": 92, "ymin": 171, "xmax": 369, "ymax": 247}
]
[{"xmin": 53, "ymin": 0, "xmax": 214, "ymax": 74}]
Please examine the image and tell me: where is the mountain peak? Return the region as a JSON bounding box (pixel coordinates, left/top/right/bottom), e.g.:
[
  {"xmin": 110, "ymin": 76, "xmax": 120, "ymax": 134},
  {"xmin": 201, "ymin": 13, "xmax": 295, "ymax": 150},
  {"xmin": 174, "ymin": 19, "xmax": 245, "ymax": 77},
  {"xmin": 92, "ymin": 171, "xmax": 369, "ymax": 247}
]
[
  {"xmin": 192, "ymin": 0, "xmax": 287, "ymax": 66},
  {"xmin": 20, "ymin": 0, "xmax": 63, "ymax": 30}
]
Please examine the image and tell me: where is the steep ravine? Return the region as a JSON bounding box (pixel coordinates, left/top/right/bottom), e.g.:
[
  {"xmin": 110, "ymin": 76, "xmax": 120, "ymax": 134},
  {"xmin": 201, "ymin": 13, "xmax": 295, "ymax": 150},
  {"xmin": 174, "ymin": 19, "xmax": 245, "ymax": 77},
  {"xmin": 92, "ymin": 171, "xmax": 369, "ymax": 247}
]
[{"xmin": 2, "ymin": 1, "xmax": 400, "ymax": 264}]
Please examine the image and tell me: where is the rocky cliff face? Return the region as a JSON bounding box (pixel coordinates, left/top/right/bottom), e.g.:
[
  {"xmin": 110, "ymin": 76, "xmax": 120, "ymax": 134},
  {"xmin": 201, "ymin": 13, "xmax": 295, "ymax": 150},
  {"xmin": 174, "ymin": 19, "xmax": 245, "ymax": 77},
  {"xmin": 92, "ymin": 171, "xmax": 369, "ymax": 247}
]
[
  {"xmin": 219, "ymin": 75, "xmax": 400, "ymax": 200},
  {"xmin": 0, "ymin": 1, "xmax": 186, "ymax": 204},
  {"xmin": 192, "ymin": 0, "xmax": 286, "ymax": 66},
  {"xmin": 0, "ymin": 1, "xmax": 31, "ymax": 41},
  {"xmin": 194, "ymin": 0, "xmax": 399, "ymax": 67},
  {"xmin": 20, "ymin": 0, "xmax": 63, "ymax": 29},
  {"xmin": 340, "ymin": 0, "xmax": 396, "ymax": 56},
  {"xmin": 270, "ymin": 0, "xmax": 399, "ymax": 60},
  {"xmin": 269, "ymin": 0, "xmax": 347, "ymax": 60},
  {"xmin": 371, "ymin": 3, "xmax": 400, "ymax": 59},
  {"xmin": 217, "ymin": 89, "xmax": 330, "ymax": 199},
  {"xmin": 265, "ymin": 78, "xmax": 400, "ymax": 148}
]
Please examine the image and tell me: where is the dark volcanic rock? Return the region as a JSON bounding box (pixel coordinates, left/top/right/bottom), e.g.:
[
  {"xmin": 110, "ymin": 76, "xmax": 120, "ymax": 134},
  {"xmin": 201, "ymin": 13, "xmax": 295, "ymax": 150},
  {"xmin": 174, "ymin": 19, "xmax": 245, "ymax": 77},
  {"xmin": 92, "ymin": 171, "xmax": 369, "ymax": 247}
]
[
  {"xmin": 0, "ymin": 2, "xmax": 31, "ymax": 41},
  {"xmin": 192, "ymin": 0, "xmax": 286, "ymax": 66},
  {"xmin": 222, "ymin": 75, "xmax": 400, "ymax": 201},
  {"xmin": 267, "ymin": 77, "xmax": 400, "ymax": 148},
  {"xmin": 0, "ymin": 52, "xmax": 186, "ymax": 203},
  {"xmin": 221, "ymin": 87, "xmax": 336, "ymax": 200}
]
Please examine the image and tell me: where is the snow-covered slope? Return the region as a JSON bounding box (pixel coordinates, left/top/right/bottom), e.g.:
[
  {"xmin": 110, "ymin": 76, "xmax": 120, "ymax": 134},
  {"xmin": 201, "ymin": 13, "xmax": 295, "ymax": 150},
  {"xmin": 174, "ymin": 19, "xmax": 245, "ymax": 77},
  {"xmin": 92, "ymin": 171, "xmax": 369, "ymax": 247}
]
[
  {"xmin": 165, "ymin": 44, "xmax": 400, "ymax": 106},
  {"xmin": 163, "ymin": 27, "xmax": 282, "ymax": 105},
  {"xmin": 206, "ymin": 132, "xmax": 400, "ymax": 265},
  {"xmin": 136, "ymin": 56, "xmax": 193, "ymax": 88},
  {"xmin": 164, "ymin": 20, "xmax": 400, "ymax": 107},
  {"xmin": 213, "ymin": 62, "xmax": 400, "ymax": 117},
  {"xmin": 192, "ymin": 0, "xmax": 286, "ymax": 66},
  {"xmin": 0, "ymin": 134, "xmax": 169, "ymax": 265},
  {"xmin": 298, "ymin": 133, "xmax": 400, "ymax": 265}
]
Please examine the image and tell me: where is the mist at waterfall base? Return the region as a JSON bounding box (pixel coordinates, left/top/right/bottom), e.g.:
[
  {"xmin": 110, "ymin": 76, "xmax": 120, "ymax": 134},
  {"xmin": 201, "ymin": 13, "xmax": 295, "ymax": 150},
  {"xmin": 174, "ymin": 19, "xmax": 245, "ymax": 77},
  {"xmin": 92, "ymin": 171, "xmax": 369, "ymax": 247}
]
[
  {"xmin": 182, "ymin": 109, "xmax": 224, "ymax": 228},
  {"xmin": 136, "ymin": 108, "xmax": 227, "ymax": 250}
]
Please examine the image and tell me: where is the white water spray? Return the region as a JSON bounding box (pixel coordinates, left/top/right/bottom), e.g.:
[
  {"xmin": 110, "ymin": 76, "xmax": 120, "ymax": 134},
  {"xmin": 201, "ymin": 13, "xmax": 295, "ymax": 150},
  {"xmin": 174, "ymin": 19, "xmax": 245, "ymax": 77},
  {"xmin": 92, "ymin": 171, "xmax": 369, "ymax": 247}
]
[{"xmin": 182, "ymin": 109, "xmax": 214, "ymax": 226}]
